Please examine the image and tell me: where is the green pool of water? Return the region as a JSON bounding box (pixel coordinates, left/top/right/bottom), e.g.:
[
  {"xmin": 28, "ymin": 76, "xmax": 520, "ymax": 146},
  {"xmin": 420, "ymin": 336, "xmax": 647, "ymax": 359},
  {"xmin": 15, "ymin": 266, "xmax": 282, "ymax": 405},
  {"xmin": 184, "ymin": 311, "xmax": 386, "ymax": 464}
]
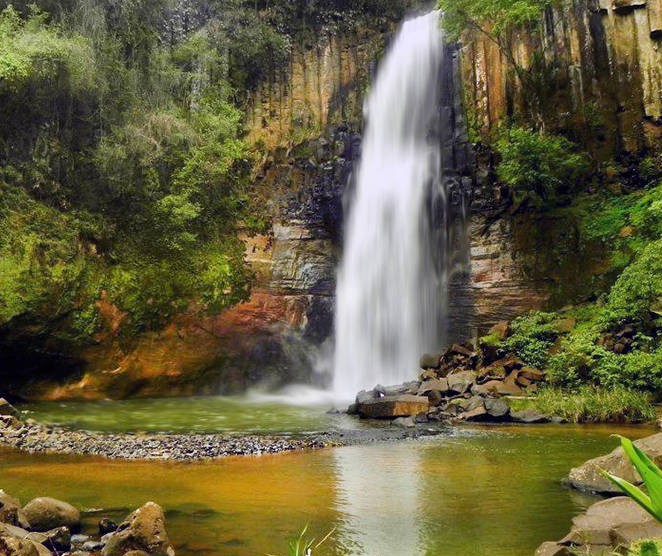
[
  {"xmin": 0, "ymin": 423, "xmax": 654, "ymax": 556},
  {"xmin": 20, "ymin": 389, "xmax": 349, "ymax": 434}
]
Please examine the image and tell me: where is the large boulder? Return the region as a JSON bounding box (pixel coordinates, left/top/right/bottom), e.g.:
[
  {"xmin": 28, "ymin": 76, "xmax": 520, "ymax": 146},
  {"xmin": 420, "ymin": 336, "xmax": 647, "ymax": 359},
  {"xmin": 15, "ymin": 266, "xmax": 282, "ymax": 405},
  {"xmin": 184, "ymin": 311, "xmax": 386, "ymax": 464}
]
[
  {"xmin": 102, "ymin": 502, "xmax": 174, "ymax": 556},
  {"xmin": 419, "ymin": 353, "xmax": 442, "ymax": 369},
  {"xmin": 417, "ymin": 379, "xmax": 449, "ymax": 397},
  {"xmin": 0, "ymin": 491, "xmax": 30, "ymax": 529},
  {"xmin": 22, "ymin": 497, "xmax": 80, "ymax": 532},
  {"xmin": 447, "ymin": 371, "xmax": 476, "ymax": 394},
  {"xmin": 536, "ymin": 497, "xmax": 662, "ymax": 555},
  {"xmin": 484, "ymin": 398, "xmax": 509, "ymax": 419},
  {"xmin": 357, "ymin": 395, "xmax": 430, "ymax": 419},
  {"xmin": 568, "ymin": 433, "xmax": 662, "ymax": 494},
  {"xmin": 510, "ymin": 408, "xmax": 550, "ymax": 424}
]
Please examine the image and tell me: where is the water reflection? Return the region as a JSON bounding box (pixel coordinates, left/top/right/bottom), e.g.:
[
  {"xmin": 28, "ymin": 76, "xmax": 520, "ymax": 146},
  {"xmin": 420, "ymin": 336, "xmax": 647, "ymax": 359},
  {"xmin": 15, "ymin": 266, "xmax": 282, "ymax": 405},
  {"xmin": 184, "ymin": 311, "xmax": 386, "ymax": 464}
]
[{"xmin": 333, "ymin": 443, "xmax": 424, "ymax": 556}]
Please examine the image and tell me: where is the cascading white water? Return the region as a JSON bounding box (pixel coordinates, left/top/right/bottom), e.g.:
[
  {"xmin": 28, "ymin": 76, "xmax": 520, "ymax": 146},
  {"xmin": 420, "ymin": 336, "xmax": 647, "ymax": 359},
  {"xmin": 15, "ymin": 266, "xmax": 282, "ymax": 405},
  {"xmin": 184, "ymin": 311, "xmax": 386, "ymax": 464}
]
[{"xmin": 333, "ymin": 11, "xmax": 446, "ymax": 399}]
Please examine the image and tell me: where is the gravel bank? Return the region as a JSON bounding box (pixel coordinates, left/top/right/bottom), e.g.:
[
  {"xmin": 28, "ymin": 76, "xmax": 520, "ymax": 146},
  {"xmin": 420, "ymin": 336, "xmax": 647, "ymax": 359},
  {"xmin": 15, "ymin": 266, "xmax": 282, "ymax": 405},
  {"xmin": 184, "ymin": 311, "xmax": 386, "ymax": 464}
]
[{"xmin": 0, "ymin": 414, "xmax": 445, "ymax": 461}]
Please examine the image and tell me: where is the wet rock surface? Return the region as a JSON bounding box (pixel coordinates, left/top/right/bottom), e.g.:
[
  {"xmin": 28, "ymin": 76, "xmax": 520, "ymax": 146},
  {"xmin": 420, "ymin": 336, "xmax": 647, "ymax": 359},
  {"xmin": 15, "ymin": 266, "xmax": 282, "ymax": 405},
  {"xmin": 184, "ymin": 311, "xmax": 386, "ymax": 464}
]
[
  {"xmin": 352, "ymin": 342, "xmax": 548, "ymax": 426},
  {"xmin": 567, "ymin": 432, "xmax": 662, "ymax": 494},
  {"xmin": 0, "ymin": 488, "xmax": 176, "ymax": 556},
  {"xmin": 535, "ymin": 497, "xmax": 662, "ymax": 556}
]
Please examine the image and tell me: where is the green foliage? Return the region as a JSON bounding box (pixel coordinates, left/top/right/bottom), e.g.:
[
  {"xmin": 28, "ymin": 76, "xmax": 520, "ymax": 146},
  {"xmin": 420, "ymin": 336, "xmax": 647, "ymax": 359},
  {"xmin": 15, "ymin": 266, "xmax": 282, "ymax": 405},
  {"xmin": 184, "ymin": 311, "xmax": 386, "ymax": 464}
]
[
  {"xmin": 629, "ymin": 540, "xmax": 662, "ymax": 556},
  {"xmin": 607, "ymin": 240, "xmax": 662, "ymax": 324},
  {"xmin": 603, "ymin": 436, "xmax": 662, "ymax": 522},
  {"xmin": 513, "ymin": 387, "xmax": 655, "ymax": 423},
  {"xmin": 0, "ymin": 4, "xmax": 254, "ymax": 341},
  {"xmin": 438, "ymin": 0, "xmax": 552, "ymax": 41},
  {"xmin": 503, "ymin": 311, "xmax": 559, "ymax": 368},
  {"xmin": 495, "ymin": 127, "xmax": 589, "ymax": 210},
  {"xmin": 0, "ymin": 5, "xmax": 96, "ymax": 91},
  {"xmin": 268, "ymin": 524, "xmax": 335, "ymax": 556}
]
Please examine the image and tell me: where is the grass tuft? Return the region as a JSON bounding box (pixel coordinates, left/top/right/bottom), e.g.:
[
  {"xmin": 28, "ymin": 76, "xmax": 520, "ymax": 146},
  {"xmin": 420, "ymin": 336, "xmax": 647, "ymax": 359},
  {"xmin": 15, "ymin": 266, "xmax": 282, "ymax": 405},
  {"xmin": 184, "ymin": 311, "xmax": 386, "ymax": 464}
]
[{"xmin": 511, "ymin": 386, "xmax": 655, "ymax": 424}]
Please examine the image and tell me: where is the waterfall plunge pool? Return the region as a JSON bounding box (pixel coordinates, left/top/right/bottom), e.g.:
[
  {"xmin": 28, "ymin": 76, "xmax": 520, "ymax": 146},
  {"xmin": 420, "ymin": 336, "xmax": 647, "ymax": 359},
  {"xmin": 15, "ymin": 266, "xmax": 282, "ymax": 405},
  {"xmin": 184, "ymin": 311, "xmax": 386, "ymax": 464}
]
[{"xmin": 1, "ymin": 405, "xmax": 655, "ymax": 555}]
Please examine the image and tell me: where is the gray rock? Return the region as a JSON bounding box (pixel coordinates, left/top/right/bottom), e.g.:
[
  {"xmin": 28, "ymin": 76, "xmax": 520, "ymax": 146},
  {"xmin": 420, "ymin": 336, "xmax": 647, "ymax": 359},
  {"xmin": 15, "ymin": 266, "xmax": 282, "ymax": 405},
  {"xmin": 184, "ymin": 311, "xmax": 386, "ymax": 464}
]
[
  {"xmin": 346, "ymin": 403, "xmax": 358, "ymax": 415},
  {"xmin": 392, "ymin": 417, "xmax": 416, "ymax": 428},
  {"xmin": 417, "ymin": 379, "xmax": 449, "ymax": 396},
  {"xmin": 510, "ymin": 407, "xmax": 551, "ymax": 424},
  {"xmin": 82, "ymin": 540, "xmax": 104, "ymax": 551},
  {"xmin": 536, "ymin": 496, "xmax": 662, "ymax": 555},
  {"xmin": 568, "ymin": 433, "xmax": 662, "ymax": 494},
  {"xmin": 356, "ymin": 390, "xmax": 379, "ymax": 404},
  {"xmin": 447, "ymin": 371, "xmax": 477, "ymax": 394},
  {"xmin": 22, "ymin": 497, "xmax": 80, "ymax": 532},
  {"xmin": 41, "ymin": 526, "xmax": 71, "ymax": 551},
  {"xmin": 101, "ymin": 502, "xmax": 174, "ymax": 556},
  {"xmin": 419, "ymin": 353, "xmax": 442, "ymax": 369},
  {"xmin": 534, "ymin": 542, "xmax": 572, "ymax": 556},
  {"xmin": 484, "ymin": 398, "xmax": 510, "ymax": 419},
  {"xmin": 71, "ymin": 534, "xmax": 90, "ymax": 544},
  {"xmin": 459, "ymin": 405, "xmax": 488, "ymax": 421},
  {"xmin": 510, "ymin": 408, "xmax": 550, "ymax": 424}
]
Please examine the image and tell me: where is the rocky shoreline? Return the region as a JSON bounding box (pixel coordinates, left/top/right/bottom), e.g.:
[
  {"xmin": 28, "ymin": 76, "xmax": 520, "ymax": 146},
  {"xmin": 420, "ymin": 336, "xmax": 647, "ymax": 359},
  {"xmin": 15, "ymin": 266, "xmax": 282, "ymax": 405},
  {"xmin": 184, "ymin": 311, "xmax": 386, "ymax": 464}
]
[
  {"xmin": 0, "ymin": 487, "xmax": 175, "ymax": 556},
  {"xmin": 346, "ymin": 339, "xmax": 552, "ymax": 426},
  {"xmin": 537, "ymin": 432, "xmax": 662, "ymax": 555}
]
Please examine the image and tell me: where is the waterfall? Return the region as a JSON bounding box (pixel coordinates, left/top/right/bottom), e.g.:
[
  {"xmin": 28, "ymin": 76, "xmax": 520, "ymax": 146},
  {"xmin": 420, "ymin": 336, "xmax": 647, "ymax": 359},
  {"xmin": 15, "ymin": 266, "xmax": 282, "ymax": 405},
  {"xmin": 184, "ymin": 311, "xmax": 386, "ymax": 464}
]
[{"xmin": 332, "ymin": 11, "xmax": 447, "ymax": 399}]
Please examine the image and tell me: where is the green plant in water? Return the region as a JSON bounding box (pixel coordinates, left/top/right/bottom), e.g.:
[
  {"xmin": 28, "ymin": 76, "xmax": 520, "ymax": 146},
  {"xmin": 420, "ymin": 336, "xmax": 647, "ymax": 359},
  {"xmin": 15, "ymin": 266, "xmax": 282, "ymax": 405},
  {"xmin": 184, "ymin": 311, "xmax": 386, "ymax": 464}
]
[
  {"xmin": 602, "ymin": 436, "xmax": 662, "ymax": 522},
  {"xmin": 268, "ymin": 525, "xmax": 335, "ymax": 556},
  {"xmin": 629, "ymin": 539, "xmax": 662, "ymax": 556}
]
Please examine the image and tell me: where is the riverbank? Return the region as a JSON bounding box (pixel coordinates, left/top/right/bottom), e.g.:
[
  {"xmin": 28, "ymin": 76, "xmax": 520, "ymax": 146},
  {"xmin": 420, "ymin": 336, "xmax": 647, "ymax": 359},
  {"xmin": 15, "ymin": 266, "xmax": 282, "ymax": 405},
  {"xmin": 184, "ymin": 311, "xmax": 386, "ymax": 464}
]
[
  {"xmin": 538, "ymin": 432, "xmax": 662, "ymax": 555},
  {"xmin": 0, "ymin": 409, "xmax": 448, "ymax": 461}
]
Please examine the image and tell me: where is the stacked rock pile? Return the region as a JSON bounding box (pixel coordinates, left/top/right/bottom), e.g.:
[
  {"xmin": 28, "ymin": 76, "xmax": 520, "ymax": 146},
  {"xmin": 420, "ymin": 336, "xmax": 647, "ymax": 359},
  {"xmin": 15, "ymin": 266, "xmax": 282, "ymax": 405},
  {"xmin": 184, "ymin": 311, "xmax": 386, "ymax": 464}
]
[{"xmin": 350, "ymin": 342, "xmax": 549, "ymax": 425}]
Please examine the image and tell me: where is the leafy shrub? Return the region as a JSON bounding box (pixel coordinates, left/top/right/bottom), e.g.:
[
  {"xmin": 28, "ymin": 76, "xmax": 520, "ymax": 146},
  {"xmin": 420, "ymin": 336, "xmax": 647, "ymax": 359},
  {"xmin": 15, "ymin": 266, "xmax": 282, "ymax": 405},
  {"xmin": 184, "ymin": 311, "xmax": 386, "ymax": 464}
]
[
  {"xmin": 629, "ymin": 540, "xmax": 662, "ymax": 556},
  {"xmin": 606, "ymin": 240, "xmax": 662, "ymax": 324},
  {"xmin": 495, "ymin": 127, "xmax": 589, "ymax": 210},
  {"xmin": 439, "ymin": 0, "xmax": 553, "ymax": 41},
  {"xmin": 503, "ymin": 311, "xmax": 559, "ymax": 368}
]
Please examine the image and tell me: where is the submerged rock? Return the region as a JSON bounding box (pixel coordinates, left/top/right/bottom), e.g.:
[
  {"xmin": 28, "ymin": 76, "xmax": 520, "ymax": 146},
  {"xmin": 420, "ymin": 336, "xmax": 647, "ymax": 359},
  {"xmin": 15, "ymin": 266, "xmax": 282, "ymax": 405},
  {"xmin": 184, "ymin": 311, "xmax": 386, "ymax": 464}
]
[
  {"xmin": 22, "ymin": 497, "xmax": 80, "ymax": 533},
  {"xmin": 102, "ymin": 502, "xmax": 174, "ymax": 556}
]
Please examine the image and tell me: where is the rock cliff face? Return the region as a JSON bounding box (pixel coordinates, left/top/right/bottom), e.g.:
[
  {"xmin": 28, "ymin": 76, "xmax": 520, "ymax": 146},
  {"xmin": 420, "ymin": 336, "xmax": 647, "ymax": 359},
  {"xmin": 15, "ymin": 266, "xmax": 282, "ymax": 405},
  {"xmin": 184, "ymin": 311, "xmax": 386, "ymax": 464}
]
[
  {"xmin": 18, "ymin": 1, "xmax": 662, "ymax": 399},
  {"xmin": 460, "ymin": 0, "xmax": 662, "ymax": 158},
  {"xmin": 452, "ymin": 0, "xmax": 662, "ymax": 334}
]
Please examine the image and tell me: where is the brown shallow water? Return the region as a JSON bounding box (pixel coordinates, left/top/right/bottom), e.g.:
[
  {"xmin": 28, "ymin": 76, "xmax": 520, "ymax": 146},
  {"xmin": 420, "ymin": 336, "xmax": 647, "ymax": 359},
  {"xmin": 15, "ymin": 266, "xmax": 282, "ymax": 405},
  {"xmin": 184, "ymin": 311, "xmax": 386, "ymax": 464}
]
[{"xmin": 0, "ymin": 423, "xmax": 655, "ymax": 556}]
